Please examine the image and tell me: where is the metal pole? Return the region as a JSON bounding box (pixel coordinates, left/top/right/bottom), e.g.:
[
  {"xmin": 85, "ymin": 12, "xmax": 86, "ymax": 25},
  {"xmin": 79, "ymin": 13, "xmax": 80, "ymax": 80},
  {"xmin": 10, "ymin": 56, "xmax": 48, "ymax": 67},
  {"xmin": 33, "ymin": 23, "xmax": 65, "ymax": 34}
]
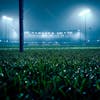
[
  {"xmin": 6, "ymin": 22, "xmax": 8, "ymax": 42},
  {"xmin": 85, "ymin": 15, "xmax": 87, "ymax": 44},
  {"xmin": 19, "ymin": 0, "xmax": 24, "ymax": 52}
]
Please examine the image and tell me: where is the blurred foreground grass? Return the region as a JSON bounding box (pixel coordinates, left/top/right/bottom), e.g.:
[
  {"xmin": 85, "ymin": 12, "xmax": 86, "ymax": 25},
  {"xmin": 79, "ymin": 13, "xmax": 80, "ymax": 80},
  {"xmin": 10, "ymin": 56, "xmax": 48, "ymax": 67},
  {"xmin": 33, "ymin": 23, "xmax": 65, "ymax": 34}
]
[{"xmin": 0, "ymin": 49, "xmax": 100, "ymax": 100}]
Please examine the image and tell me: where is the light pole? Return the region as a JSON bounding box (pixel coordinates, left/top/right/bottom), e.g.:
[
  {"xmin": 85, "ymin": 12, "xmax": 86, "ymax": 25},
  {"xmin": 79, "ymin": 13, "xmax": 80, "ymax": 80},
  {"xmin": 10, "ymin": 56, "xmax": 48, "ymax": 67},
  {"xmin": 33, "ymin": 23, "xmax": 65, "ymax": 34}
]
[
  {"xmin": 19, "ymin": 0, "xmax": 24, "ymax": 52},
  {"xmin": 2, "ymin": 16, "xmax": 13, "ymax": 42},
  {"xmin": 79, "ymin": 9, "xmax": 91, "ymax": 44}
]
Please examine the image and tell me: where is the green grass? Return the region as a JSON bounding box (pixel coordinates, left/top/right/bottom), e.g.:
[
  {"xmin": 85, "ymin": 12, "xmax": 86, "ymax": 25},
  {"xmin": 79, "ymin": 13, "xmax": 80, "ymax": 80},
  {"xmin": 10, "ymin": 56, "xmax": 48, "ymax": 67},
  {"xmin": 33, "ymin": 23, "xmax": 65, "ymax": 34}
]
[{"xmin": 0, "ymin": 49, "xmax": 100, "ymax": 100}]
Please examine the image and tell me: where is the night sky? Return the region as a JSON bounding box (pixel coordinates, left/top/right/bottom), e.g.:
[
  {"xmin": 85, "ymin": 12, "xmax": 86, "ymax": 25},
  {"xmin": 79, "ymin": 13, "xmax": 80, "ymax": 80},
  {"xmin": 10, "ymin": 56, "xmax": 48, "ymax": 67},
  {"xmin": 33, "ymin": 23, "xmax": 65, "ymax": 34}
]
[{"xmin": 0, "ymin": 0, "xmax": 100, "ymax": 38}]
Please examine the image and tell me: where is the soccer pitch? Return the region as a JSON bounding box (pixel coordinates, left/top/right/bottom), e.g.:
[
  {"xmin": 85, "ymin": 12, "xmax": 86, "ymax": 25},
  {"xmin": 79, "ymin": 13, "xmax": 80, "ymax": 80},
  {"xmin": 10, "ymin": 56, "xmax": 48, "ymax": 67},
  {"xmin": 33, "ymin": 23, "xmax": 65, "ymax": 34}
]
[{"xmin": 0, "ymin": 46, "xmax": 100, "ymax": 50}]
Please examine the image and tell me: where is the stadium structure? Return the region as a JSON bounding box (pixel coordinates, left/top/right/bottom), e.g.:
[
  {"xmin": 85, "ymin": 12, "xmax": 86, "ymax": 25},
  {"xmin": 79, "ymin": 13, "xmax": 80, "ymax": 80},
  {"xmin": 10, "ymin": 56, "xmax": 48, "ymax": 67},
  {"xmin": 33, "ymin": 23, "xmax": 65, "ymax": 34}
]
[{"xmin": 0, "ymin": 29, "xmax": 100, "ymax": 46}]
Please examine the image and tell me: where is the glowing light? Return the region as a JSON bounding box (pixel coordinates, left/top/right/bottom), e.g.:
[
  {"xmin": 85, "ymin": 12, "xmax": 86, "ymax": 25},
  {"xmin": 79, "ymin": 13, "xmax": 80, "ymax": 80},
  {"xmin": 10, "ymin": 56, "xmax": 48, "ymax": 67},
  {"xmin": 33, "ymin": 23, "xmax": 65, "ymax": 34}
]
[
  {"xmin": 24, "ymin": 31, "xmax": 32, "ymax": 38},
  {"xmin": 38, "ymin": 32, "xmax": 41, "ymax": 34},
  {"xmin": 79, "ymin": 9, "xmax": 91, "ymax": 16},
  {"xmin": 41, "ymin": 34, "xmax": 48, "ymax": 38},
  {"xmin": 24, "ymin": 31, "xmax": 30, "ymax": 34},
  {"xmin": 67, "ymin": 32, "xmax": 73, "ymax": 34},
  {"xmin": 2, "ymin": 16, "xmax": 13, "ymax": 21},
  {"xmin": 97, "ymin": 40, "xmax": 100, "ymax": 42},
  {"xmin": 55, "ymin": 41, "xmax": 58, "ymax": 44},
  {"xmin": 64, "ymin": 32, "xmax": 67, "ymax": 34},
  {"xmin": 87, "ymin": 40, "xmax": 90, "ymax": 42},
  {"xmin": 45, "ymin": 32, "xmax": 48, "ymax": 35},
  {"xmin": 12, "ymin": 30, "xmax": 18, "ymax": 39},
  {"xmin": 6, "ymin": 40, "xmax": 9, "ymax": 42},
  {"xmin": 77, "ymin": 29, "xmax": 80, "ymax": 32},
  {"xmin": 74, "ymin": 32, "xmax": 80, "ymax": 39},
  {"xmin": 71, "ymin": 32, "xmax": 81, "ymax": 40},
  {"xmin": 51, "ymin": 32, "xmax": 54, "ymax": 35},
  {"xmin": 32, "ymin": 32, "xmax": 34, "ymax": 34}
]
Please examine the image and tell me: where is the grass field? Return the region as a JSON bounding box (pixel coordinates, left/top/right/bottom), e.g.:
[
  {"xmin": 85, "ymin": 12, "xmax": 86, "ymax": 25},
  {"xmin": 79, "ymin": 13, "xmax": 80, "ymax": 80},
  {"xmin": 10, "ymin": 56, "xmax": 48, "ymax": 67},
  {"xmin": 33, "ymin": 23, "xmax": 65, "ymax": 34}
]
[{"xmin": 0, "ymin": 49, "xmax": 100, "ymax": 100}]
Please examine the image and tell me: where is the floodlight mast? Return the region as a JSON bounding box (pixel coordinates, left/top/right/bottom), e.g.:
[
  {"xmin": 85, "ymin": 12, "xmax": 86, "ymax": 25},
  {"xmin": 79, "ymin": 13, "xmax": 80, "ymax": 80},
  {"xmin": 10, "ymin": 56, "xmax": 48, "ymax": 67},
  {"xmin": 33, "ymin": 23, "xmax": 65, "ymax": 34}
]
[
  {"xmin": 19, "ymin": 0, "xmax": 24, "ymax": 52},
  {"xmin": 79, "ymin": 9, "xmax": 90, "ymax": 44},
  {"xmin": 2, "ymin": 16, "xmax": 13, "ymax": 41}
]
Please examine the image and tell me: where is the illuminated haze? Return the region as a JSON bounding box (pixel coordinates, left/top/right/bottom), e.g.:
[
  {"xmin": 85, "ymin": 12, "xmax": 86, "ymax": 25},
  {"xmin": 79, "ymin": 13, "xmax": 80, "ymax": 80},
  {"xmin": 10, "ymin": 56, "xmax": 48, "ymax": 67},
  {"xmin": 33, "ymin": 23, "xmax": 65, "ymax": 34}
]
[{"xmin": 0, "ymin": 0, "xmax": 100, "ymax": 40}]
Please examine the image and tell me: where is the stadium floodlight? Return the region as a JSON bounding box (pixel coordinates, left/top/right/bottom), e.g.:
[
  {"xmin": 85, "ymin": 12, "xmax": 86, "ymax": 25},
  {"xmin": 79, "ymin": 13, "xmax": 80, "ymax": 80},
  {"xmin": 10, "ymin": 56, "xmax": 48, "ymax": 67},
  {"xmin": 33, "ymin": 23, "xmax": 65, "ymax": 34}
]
[
  {"xmin": 87, "ymin": 40, "xmax": 90, "ymax": 42},
  {"xmin": 51, "ymin": 32, "xmax": 54, "ymax": 35},
  {"xmin": 79, "ymin": 9, "xmax": 91, "ymax": 44},
  {"xmin": 2, "ymin": 16, "xmax": 13, "ymax": 21},
  {"xmin": 97, "ymin": 40, "xmax": 100, "ymax": 42},
  {"xmin": 79, "ymin": 9, "xmax": 91, "ymax": 17},
  {"xmin": 2, "ymin": 15, "xmax": 13, "ymax": 41}
]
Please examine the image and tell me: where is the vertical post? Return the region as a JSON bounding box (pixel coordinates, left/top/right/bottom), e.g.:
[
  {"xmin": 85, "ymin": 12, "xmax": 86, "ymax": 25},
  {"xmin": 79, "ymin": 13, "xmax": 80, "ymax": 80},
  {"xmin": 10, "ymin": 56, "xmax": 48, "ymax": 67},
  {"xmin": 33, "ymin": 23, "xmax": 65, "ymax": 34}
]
[
  {"xmin": 19, "ymin": 0, "xmax": 24, "ymax": 52},
  {"xmin": 85, "ymin": 15, "xmax": 87, "ymax": 44},
  {"xmin": 80, "ymin": 30, "xmax": 81, "ymax": 43},
  {"xmin": 6, "ymin": 22, "xmax": 8, "ymax": 41},
  {"xmin": 4, "ymin": 20, "xmax": 6, "ymax": 42}
]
